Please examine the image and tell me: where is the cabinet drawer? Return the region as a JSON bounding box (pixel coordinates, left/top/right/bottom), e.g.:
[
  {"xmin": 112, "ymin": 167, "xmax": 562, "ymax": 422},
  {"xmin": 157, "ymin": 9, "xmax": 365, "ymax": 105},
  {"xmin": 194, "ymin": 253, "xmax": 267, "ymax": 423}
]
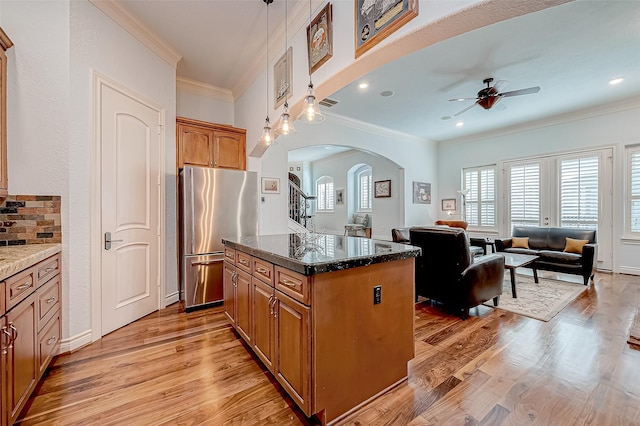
[
  {"xmin": 275, "ymin": 267, "xmax": 310, "ymax": 305},
  {"xmin": 36, "ymin": 253, "xmax": 60, "ymax": 287},
  {"xmin": 224, "ymin": 247, "xmax": 236, "ymax": 263},
  {"xmin": 37, "ymin": 274, "xmax": 60, "ymax": 331},
  {"xmin": 253, "ymin": 258, "xmax": 274, "ymax": 286},
  {"xmin": 5, "ymin": 266, "xmax": 35, "ymax": 310},
  {"xmin": 236, "ymin": 251, "xmax": 252, "ymax": 273},
  {"xmin": 38, "ymin": 314, "xmax": 60, "ymax": 377}
]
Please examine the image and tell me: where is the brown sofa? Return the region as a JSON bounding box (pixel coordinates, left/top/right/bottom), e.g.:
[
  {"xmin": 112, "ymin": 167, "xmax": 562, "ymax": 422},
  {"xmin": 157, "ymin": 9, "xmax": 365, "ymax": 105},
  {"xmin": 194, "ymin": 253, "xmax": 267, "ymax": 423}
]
[
  {"xmin": 409, "ymin": 226, "xmax": 505, "ymax": 319},
  {"xmin": 495, "ymin": 226, "xmax": 597, "ymax": 285}
]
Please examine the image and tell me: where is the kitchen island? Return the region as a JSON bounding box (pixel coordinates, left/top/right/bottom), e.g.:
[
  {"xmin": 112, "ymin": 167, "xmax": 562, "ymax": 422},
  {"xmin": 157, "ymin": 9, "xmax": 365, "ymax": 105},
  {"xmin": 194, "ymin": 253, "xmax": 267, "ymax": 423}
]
[{"xmin": 222, "ymin": 233, "xmax": 420, "ymax": 425}]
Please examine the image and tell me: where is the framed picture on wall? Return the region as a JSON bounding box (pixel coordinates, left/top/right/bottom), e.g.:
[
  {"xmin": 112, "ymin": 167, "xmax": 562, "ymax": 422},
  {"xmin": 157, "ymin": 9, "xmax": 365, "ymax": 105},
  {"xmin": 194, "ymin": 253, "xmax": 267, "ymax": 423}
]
[
  {"xmin": 307, "ymin": 3, "xmax": 333, "ymax": 74},
  {"xmin": 374, "ymin": 180, "xmax": 391, "ymax": 198},
  {"xmin": 413, "ymin": 181, "xmax": 431, "ymax": 204},
  {"xmin": 261, "ymin": 177, "xmax": 280, "ymax": 194},
  {"xmin": 355, "ymin": 0, "xmax": 419, "ymax": 58},
  {"xmin": 336, "ymin": 188, "xmax": 345, "ymax": 205},
  {"xmin": 274, "ymin": 47, "xmax": 293, "ymax": 109},
  {"xmin": 441, "ymin": 198, "xmax": 456, "ymax": 211}
]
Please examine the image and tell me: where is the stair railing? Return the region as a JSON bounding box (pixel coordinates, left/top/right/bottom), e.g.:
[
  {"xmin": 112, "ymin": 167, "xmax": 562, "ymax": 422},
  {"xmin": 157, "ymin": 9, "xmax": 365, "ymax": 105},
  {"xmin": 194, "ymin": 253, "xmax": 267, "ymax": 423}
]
[{"xmin": 288, "ymin": 180, "xmax": 315, "ymax": 228}]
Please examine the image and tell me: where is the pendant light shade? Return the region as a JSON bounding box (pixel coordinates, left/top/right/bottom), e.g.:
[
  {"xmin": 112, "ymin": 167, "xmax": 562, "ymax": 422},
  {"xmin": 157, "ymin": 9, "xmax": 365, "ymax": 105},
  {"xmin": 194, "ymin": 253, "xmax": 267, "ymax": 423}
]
[
  {"xmin": 297, "ymin": 0, "xmax": 325, "ymax": 124},
  {"xmin": 298, "ymin": 80, "xmax": 325, "ymax": 123},
  {"xmin": 259, "ymin": 0, "xmax": 275, "ymax": 146},
  {"xmin": 274, "ymin": 0, "xmax": 297, "ymax": 136},
  {"xmin": 274, "ymin": 101, "xmax": 297, "ymax": 135}
]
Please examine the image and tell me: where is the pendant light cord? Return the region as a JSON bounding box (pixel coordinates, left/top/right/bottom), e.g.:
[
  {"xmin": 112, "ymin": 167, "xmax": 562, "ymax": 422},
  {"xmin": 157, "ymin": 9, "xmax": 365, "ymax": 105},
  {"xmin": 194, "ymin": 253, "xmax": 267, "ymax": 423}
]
[{"xmin": 265, "ymin": 0, "xmax": 269, "ymax": 119}]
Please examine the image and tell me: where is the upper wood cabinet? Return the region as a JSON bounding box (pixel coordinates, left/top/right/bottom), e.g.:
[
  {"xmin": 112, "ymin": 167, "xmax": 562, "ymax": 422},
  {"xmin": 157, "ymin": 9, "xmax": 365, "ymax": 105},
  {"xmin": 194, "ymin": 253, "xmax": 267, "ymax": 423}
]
[
  {"xmin": 176, "ymin": 117, "xmax": 246, "ymax": 171},
  {"xmin": 0, "ymin": 28, "xmax": 14, "ymax": 197}
]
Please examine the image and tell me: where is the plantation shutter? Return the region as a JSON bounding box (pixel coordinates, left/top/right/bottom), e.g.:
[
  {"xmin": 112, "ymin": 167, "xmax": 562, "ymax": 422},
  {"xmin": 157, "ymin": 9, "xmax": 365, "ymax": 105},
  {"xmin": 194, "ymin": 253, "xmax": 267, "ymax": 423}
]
[
  {"xmin": 560, "ymin": 156, "xmax": 598, "ymax": 230},
  {"xmin": 630, "ymin": 150, "xmax": 640, "ymax": 232},
  {"xmin": 316, "ymin": 177, "xmax": 334, "ymax": 211},
  {"xmin": 510, "ymin": 163, "xmax": 540, "ymax": 227},
  {"xmin": 359, "ymin": 172, "xmax": 372, "ymax": 210},
  {"xmin": 463, "ymin": 166, "xmax": 495, "ymax": 227}
]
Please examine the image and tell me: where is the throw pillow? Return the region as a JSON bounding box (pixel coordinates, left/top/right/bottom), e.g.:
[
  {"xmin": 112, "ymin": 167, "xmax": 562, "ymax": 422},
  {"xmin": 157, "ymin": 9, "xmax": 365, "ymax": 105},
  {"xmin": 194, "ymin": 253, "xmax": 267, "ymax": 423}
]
[
  {"xmin": 353, "ymin": 214, "xmax": 366, "ymax": 226},
  {"xmin": 564, "ymin": 237, "xmax": 589, "ymax": 254},
  {"xmin": 512, "ymin": 237, "xmax": 529, "ymax": 249}
]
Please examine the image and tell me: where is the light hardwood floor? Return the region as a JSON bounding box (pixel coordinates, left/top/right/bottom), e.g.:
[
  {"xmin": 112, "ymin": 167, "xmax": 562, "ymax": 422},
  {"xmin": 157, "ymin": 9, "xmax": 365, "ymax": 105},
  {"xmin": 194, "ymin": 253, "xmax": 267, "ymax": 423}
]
[{"xmin": 17, "ymin": 272, "xmax": 640, "ymax": 425}]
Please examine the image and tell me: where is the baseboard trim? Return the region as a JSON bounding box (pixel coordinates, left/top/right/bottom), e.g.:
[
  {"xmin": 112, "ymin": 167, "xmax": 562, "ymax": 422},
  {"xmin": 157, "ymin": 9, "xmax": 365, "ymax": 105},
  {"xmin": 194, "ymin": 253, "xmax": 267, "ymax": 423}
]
[
  {"xmin": 618, "ymin": 266, "xmax": 640, "ymax": 276},
  {"xmin": 165, "ymin": 291, "xmax": 179, "ymax": 307},
  {"xmin": 59, "ymin": 329, "xmax": 92, "ymax": 354}
]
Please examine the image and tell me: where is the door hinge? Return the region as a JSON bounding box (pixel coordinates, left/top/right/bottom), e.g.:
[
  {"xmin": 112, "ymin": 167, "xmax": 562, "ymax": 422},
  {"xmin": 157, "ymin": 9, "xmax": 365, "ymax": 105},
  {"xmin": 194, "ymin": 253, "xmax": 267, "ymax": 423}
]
[{"xmin": 157, "ymin": 125, "xmax": 164, "ymax": 135}]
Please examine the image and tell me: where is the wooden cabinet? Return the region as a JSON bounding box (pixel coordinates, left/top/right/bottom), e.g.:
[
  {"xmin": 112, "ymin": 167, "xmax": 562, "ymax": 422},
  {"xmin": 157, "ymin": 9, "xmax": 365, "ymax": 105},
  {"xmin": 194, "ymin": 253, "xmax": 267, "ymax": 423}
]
[
  {"xmin": 176, "ymin": 117, "xmax": 246, "ymax": 171},
  {"xmin": 0, "ymin": 28, "xmax": 13, "ymax": 197},
  {"xmin": 222, "ymin": 254, "xmax": 252, "ymax": 344},
  {"xmin": 1, "ymin": 252, "xmax": 61, "ymax": 425}
]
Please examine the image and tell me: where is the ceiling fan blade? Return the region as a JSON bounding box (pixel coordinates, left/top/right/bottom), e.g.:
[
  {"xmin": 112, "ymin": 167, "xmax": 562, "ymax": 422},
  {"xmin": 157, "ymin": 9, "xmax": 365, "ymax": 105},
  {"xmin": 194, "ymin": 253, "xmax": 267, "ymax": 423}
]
[
  {"xmin": 453, "ymin": 103, "xmax": 477, "ymax": 117},
  {"xmin": 448, "ymin": 97, "xmax": 478, "ymax": 102},
  {"xmin": 499, "ymin": 86, "xmax": 540, "ymax": 98},
  {"xmin": 493, "ymin": 79, "xmax": 509, "ymax": 92},
  {"xmin": 494, "ymin": 100, "xmax": 507, "ymax": 111}
]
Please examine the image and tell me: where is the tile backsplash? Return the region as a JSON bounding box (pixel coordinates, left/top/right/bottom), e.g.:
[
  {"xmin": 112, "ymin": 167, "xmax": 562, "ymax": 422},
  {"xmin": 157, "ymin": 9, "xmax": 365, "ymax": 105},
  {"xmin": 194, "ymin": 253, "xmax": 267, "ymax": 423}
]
[{"xmin": 0, "ymin": 195, "xmax": 61, "ymax": 246}]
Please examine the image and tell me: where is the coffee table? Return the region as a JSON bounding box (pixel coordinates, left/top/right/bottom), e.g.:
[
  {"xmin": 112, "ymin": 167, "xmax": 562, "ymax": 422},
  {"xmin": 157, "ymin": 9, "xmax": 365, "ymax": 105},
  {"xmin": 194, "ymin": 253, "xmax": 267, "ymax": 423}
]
[{"xmin": 500, "ymin": 253, "xmax": 539, "ymax": 298}]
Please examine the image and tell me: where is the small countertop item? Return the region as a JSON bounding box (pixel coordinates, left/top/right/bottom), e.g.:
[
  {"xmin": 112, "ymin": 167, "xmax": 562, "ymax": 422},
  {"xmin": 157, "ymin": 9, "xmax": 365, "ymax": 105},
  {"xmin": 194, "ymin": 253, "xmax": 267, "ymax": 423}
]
[
  {"xmin": 0, "ymin": 243, "xmax": 62, "ymax": 281},
  {"xmin": 222, "ymin": 233, "xmax": 420, "ymax": 275}
]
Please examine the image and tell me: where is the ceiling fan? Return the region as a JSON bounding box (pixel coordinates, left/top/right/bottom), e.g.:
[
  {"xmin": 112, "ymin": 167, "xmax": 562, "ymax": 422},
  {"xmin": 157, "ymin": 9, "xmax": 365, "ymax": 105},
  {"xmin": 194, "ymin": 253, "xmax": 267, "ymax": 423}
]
[{"xmin": 449, "ymin": 78, "xmax": 540, "ymax": 117}]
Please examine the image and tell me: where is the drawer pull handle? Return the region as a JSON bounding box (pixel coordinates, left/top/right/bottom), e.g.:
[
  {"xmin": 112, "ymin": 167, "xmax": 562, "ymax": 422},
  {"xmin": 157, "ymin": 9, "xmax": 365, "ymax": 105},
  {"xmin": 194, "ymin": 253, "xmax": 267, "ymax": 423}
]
[
  {"xmin": 45, "ymin": 267, "xmax": 55, "ymax": 273},
  {"xmin": 46, "ymin": 297, "xmax": 56, "ymax": 304},
  {"xmin": 239, "ymin": 259, "xmax": 248, "ymax": 265},
  {"xmin": 225, "ymin": 253, "xmax": 234, "ymax": 258},
  {"xmin": 280, "ymin": 279, "xmax": 297, "ymax": 288},
  {"xmin": 47, "ymin": 336, "xmax": 58, "ymax": 345},
  {"xmin": 17, "ymin": 282, "xmax": 31, "ymax": 291},
  {"xmin": 256, "ymin": 267, "xmax": 268, "ymax": 275}
]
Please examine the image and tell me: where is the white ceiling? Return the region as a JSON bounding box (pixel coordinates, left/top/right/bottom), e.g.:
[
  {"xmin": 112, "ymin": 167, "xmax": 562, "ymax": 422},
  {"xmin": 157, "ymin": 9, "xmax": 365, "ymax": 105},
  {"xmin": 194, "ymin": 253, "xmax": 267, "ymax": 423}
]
[{"xmin": 117, "ymin": 0, "xmax": 640, "ymax": 149}]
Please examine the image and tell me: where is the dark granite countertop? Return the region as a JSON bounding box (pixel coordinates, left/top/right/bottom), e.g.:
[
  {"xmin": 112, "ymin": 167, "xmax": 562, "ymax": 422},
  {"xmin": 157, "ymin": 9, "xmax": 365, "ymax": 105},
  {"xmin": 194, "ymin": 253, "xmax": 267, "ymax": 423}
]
[{"xmin": 222, "ymin": 233, "xmax": 420, "ymax": 275}]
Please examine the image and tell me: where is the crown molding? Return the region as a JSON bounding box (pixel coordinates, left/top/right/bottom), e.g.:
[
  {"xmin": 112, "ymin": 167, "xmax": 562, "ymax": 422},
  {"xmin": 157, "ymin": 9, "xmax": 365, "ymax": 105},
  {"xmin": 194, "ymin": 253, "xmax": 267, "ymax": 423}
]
[
  {"xmin": 177, "ymin": 77, "xmax": 234, "ymax": 103},
  {"xmin": 0, "ymin": 27, "xmax": 14, "ymax": 50},
  {"xmin": 89, "ymin": 0, "xmax": 182, "ymax": 68},
  {"xmin": 322, "ymin": 111, "xmax": 434, "ymax": 146}
]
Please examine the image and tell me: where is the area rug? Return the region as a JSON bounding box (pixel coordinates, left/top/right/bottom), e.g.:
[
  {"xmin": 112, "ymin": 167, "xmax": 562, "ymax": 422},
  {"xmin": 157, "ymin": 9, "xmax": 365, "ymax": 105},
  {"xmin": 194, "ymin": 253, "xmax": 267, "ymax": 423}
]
[
  {"xmin": 628, "ymin": 307, "xmax": 640, "ymax": 347},
  {"xmin": 483, "ymin": 274, "xmax": 587, "ymax": 321}
]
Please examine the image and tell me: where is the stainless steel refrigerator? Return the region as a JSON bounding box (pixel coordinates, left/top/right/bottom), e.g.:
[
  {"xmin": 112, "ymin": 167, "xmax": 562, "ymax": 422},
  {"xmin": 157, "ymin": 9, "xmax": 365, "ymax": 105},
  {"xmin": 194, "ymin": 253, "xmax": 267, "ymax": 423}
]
[{"xmin": 179, "ymin": 166, "xmax": 259, "ymax": 311}]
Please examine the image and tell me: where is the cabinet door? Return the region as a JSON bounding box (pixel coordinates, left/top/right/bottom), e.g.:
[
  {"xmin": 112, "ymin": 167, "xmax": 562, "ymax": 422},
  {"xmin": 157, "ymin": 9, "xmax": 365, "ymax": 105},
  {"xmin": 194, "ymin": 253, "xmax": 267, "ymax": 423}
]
[
  {"xmin": 213, "ymin": 130, "xmax": 246, "ymax": 170},
  {"xmin": 1, "ymin": 318, "xmax": 7, "ymax": 426},
  {"xmin": 235, "ymin": 269, "xmax": 252, "ymax": 344},
  {"xmin": 5, "ymin": 293, "xmax": 37, "ymax": 425},
  {"xmin": 177, "ymin": 123, "xmax": 214, "ymax": 168},
  {"xmin": 252, "ymin": 278, "xmax": 275, "ymax": 372},
  {"xmin": 223, "ymin": 261, "xmax": 236, "ymax": 326},
  {"xmin": 275, "ymin": 291, "xmax": 311, "ymax": 416}
]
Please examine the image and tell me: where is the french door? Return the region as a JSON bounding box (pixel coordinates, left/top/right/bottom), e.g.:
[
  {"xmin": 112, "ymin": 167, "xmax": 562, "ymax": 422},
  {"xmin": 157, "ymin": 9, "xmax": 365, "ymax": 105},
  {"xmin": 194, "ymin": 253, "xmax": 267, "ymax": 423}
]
[{"xmin": 504, "ymin": 148, "xmax": 612, "ymax": 270}]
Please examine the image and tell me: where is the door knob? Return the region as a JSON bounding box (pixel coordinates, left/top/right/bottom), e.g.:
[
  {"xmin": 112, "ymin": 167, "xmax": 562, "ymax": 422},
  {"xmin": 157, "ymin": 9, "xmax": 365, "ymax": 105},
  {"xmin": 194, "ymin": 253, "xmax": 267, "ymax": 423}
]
[{"xmin": 104, "ymin": 232, "xmax": 123, "ymax": 250}]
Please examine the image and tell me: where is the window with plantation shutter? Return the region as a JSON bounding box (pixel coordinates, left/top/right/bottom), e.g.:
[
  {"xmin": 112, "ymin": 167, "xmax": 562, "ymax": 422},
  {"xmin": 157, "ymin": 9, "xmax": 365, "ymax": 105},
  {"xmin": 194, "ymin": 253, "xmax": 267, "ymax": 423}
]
[
  {"xmin": 355, "ymin": 165, "xmax": 372, "ymax": 212},
  {"xmin": 316, "ymin": 176, "xmax": 334, "ymax": 212},
  {"xmin": 509, "ymin": 163, "xmax": 541, "ymax": 228},
  {"xmin": 560, "ymin": 156, "xmax": 598, "ymax": 230},
  {"xmin": 463, "ymin": 166, "xmax": 496, "ymax": 227},
  {"xmin": 629, "ymin": 147, "xmax": 640, "ymax": 234}
]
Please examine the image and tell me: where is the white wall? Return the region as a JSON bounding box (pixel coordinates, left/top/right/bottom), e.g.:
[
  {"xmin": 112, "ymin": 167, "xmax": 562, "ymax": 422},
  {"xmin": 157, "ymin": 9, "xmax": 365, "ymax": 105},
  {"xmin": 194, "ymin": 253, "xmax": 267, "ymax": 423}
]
[
  {"xmin": 1, "ymin": 1, "xmax": 177, "ymax": 345},
  {"xmin": 309, "ymin": 149, "xmax": 403, "ymax": 240},
  {"xmin": 437, "ymin": 103, "xmax": 640, "ymax": 274},
  {"xmin": 176, "ymin": 88, "xmax": 233, "ymax": 125}
]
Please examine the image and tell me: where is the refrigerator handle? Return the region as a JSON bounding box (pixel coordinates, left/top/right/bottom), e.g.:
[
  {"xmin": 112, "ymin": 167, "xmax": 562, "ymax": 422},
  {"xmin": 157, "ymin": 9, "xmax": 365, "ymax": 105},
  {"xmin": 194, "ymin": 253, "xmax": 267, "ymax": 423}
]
[
  {"xmin": 189, "ymin": 167, "xmax": 195, "ymax": 254},
  {"xmin": 191, "ymin": 260, "xmax": 220, "ymax": 266}
]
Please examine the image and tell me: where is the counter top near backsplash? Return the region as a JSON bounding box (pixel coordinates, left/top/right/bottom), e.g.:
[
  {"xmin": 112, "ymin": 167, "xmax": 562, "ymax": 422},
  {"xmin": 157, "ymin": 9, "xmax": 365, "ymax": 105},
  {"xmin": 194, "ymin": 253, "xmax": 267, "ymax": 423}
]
[{"xmin": 0, "ymin": 243, "xmax": 62, "ymax": 281}]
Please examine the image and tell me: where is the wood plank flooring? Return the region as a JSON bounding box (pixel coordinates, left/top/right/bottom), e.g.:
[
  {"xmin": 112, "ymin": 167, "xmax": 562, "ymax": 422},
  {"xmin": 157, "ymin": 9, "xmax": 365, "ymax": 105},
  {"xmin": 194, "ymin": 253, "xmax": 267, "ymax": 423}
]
[{"xmin": 17, "ymin": 272, "xmax": 640, "ymax": 425}]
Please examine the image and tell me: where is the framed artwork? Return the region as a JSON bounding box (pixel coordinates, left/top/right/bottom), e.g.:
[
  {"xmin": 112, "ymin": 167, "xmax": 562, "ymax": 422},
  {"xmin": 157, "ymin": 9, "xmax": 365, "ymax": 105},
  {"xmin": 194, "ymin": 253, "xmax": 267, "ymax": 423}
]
[
  {"xmin": 355, "ymin": 0, "xmax": 419, "ymax": 58},
  {"xmin": 374, "ymin": 179, "xmax": 391, "ymax": 198},
  {"xmin": 274, "ymin": 47, "xmax": 293, "ymax": 109},
  {"xmin": 413, "ymin": 181, "xmax": 431, "ymax": 204},
  {"xmin": 335, "ymin": 188, "xmax": 345, "ymax": 205},
  {"xmin": 442, "ymin": 198, "xmax": 456, "ymax": 211},
  {"xmin": 307, "ymin": 3, "xmax": 333, "ymax": 74},
  {"xmin": 261, "ymin": 177, "xmax": 280, "ymax": 194}
]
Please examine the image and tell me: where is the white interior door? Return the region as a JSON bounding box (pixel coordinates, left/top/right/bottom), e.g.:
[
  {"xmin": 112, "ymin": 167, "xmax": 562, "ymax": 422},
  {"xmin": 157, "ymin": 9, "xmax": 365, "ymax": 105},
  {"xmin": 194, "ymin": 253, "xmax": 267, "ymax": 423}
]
[{"xmin": 100, "ymin": 83, "xmax": 161, "ymax": 335}]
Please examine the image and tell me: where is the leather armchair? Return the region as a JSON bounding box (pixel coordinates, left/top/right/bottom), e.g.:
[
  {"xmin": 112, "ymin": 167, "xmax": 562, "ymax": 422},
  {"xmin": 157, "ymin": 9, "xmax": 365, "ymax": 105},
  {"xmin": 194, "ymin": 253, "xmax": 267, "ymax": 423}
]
[{"xmin": 409, "ymin": 226, "xmax": 505, "ymax": 319}]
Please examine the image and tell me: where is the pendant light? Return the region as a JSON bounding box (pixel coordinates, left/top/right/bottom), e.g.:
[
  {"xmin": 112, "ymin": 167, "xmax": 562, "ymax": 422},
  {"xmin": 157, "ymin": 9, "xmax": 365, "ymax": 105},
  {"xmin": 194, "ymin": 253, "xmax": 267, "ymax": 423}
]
[
  {"xmin": 260, "ymin": 0, "xmax": 275, "ymax": 146},
  {"xmin": 297, "ymin": 0, "xmax": 325, "ymax": 124},
  {"xmin": 274, "ymin": 0, "xmax": 296, "ymax": 136}
]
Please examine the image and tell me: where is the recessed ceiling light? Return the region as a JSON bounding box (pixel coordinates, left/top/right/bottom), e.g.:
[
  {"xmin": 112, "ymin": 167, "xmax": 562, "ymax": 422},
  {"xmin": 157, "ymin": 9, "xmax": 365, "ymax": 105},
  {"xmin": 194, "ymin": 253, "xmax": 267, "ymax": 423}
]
[
  {"xmin": 609, "ymin": 77, "xmax": 624, "ymax": 85},
  {"xmin": 358, "ymin": 82, "xmax": 369, "ymax": 89},
  {"xmin": 456, "ymin": 121, "xmax": 464, "ymax": 127},
  {"xmin": 380, "ymin": 90, "xmax": 394, "ymax": 97}
]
